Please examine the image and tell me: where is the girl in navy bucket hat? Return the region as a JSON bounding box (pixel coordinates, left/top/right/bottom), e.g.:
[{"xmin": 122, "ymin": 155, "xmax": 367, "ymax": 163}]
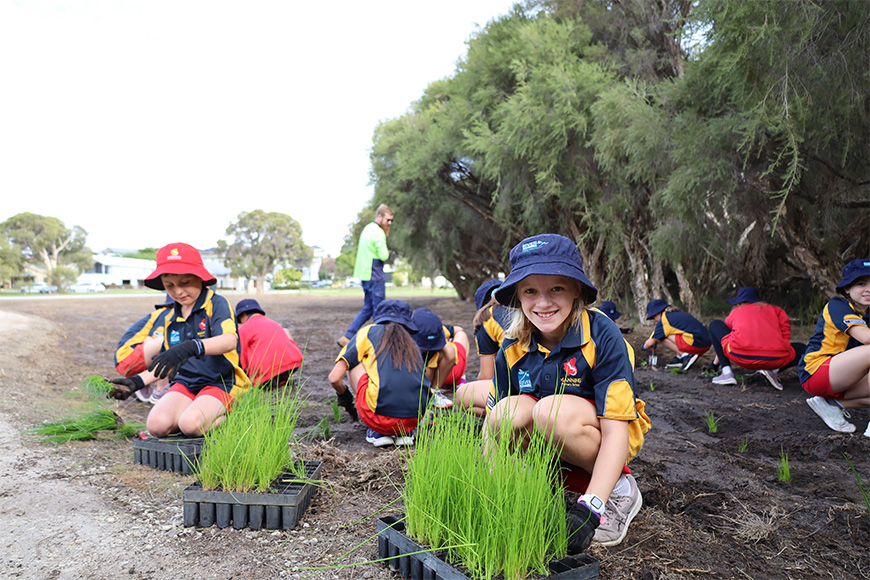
[
  {"xmin": 411, "ymin": 308, "xmax": 470, "ymax": 410},
  {"xmin": 799, "ymin": 259, "xmax": 870, "ymax": 436},
  {"xmin": 328, "ymin": 299, "xmax": 432, "ymax": 447},
  {"xmin": 484, "ymin": 234, "xmax": 650, "ymax": 553}
]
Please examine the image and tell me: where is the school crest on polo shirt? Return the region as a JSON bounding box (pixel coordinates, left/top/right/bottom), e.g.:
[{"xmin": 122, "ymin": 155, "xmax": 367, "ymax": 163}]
[
  {"xmin": 518, "ymin": 369, "xmax": 532, "ymax": 393},
  {"xmin": 563, "ymin": 357, "xmax": 578, "ymax": 376}
]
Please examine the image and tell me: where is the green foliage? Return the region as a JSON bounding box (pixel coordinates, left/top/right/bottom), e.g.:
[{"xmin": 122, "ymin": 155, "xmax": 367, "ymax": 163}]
[
  {"xmin": 738, "ymin": 437, "xmax": 749, "ymax": 453},
  {"xmin": 703, "ymin": 409, "xmax": 719, "ymax": 434},
  {"xmin": 122, "ymin": 248, "xmax": 159, "ymax": 260},
  {"xmin": 777, "ymin": 446, "xmax": 791, "ymax": 483},
  {"xmin": 1, "ymin": 213, "xmax": 93, "ymax": 279},
  {"xmin": 404, "ymin": 412, "xmax": 566, "ymax": 579},
  {"xmin": 217, "ymin": 210, "xmax": 313, "ymax": 293},
  {"xmin": 274, "ymin": 267, "xmax": 303, "ymax": 285},
  {"xmin": 29, "ymin": 409, "xmax": 142, "ymax": 443},
  {"xmin": 195, "ymin": 386, "xmax": 307, "ymax": 493}
]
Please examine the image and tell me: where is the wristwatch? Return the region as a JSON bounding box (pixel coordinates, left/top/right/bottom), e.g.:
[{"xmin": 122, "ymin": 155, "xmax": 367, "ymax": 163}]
[{"xmin": 578, "ymin": 493, "xmax": 605, "ymax": 516}]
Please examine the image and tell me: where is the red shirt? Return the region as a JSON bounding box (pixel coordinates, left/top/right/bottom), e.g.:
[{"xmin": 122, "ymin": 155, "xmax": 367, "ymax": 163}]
[
  {"xmin": 239, "ymin": 314, "xmax": 303, "ymax": 386},
  {"xmin": 723, "ymin": 302, "xmax": 792, "ymax": 360}
]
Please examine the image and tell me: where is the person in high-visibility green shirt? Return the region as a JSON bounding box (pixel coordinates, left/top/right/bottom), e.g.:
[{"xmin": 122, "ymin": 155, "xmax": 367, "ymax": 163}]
[{"xmin": 338, "ymin": 204, "xmax": 394, "ymax": 347}]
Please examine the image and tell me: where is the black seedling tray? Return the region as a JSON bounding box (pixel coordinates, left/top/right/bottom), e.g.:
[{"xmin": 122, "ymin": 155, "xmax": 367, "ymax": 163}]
[
  {"xmin": 182, "ymin": 461, "xmax": 322, "ymax": 530},
  {"xmin": 377, "ymin": 515, "xmax": 599, "ymax": 580},
  {"xmin": 133, "ymin": 434, "xmax": 204, "ymax": 475}
]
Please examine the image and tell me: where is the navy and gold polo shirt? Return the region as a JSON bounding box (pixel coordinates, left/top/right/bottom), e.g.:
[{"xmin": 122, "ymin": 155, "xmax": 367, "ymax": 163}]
[
  {"xmin": 487, "ymin": 308, "xmax": 650, "ymax": 461},
  {"xmin": 649, "ymin": 311, "xmax": 712, "ymax": 348},
  {"xmin": 799, "ymin": 296, "xmax": 869, "ymax": 384},
  {"xmin": 475, "ymin": 305, "xmax": 512, "ymax": 357},
  {"xmin": 162, "ymin": 288, "xmax": 250, "ymax": 397},
  {"xmin": 337, "ymin": 323, "xmax": 431, "ymax": 418},
  {"xmin": 114, "ymin": 307, "xmax": 172, "ymax": 366}
]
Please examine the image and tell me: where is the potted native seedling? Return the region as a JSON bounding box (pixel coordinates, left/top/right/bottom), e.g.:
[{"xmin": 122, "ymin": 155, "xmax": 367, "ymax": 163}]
[
  {"xmin": 182, "ymin": 383, "xmax": 322, "ymax": 530},
  {"xmin": 378, "ymin": 412, "xmax": 599, "ymax": 580}
]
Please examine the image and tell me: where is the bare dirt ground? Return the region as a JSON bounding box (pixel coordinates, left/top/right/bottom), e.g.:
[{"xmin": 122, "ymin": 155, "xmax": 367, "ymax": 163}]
[{"xmin": 0, "ymin": 292, "xmax": 867, "ymax": 580}]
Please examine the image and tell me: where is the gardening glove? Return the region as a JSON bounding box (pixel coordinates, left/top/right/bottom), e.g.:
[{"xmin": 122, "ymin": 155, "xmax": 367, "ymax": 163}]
[
  {"xmin": 148, "ymin": 339, "xmax": 203, "ymax": 380},
  {"xmin": 336, "ymin": 388, "xmax": 358, "ymax": 422},
  {"xmin": 107, "ymin": 375, "xmax": 146, "ymax": 400},
  {"xmin": 565, "ymin": 501, "xmax": 600, "ymax": 554}
]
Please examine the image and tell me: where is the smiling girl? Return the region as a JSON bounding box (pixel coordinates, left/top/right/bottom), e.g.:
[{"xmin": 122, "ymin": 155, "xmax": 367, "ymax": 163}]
[
  {"xmin": 109, "ymin": 243, "xmax": 250, "ymax": 437},
  {"xmin": 800, "ymin": 259, "xmax": 870, "ymax": 436},
  {"xmin": 483, "ymin": 234, "xmax": 650, "ymax": 554}
]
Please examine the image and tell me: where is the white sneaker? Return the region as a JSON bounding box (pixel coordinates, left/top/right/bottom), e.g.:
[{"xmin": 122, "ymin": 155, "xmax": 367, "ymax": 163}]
[
  {"xmin": 394, "ymin": 429, "xmax": 415, "ymax": 446},
  {"xmin": 365, "ymin": 428, "xmax": 394, "ymax": 447},
  {"xmin": 712, "ymin": 369, "xmax": 737, "ymax": 385},
  {"xmin": 593, "ymin": 474, "xmax": 643, "ymax": 547},
  {"xmin": 806, "ymin": 397, "xmax": 856, "ymax": 433},
  {"xmin": 431, "ymin": 389, "xmax": 454, "ymax": 409},
  {"xmin": 757, "ymin": 369, "xmax": 783, "ymax": 391},
  {"xmin": 864, "ymin": 422, "xmax": 870, "ymax": 438}
]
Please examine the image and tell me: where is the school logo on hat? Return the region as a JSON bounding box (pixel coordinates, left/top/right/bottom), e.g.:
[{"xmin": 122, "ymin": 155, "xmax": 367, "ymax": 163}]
[
  {"xmin": 522, "ymin": 239, "xmax": 549, "ymax": 252},
  {"xmin": 168, "ymin": 248, "xmax": 182, "ymax": 260}
]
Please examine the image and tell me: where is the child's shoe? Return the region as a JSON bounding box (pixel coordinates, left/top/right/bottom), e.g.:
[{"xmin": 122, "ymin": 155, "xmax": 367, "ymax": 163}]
[
  {"xmin": 394, "ymin": 429, "xmax": 415, "ymax": 446},
  {"xmin": 148, "ymin": 383, "xmax": 171, "ymax": 404},
  {"xmin": 431, "ymin": 388, "xmax": 454, "ymax": 409},
  {"xmin": 593, "ymin": 474, "xmax": 643, "ymax": 547},
  {"xmin": 757, "ymin": 369, "xmax": 783, "ymax": 391},
  {"xmin": 806, "ymin": 396, "xmax": 856, "ymax": 433},
  {"xmin": 365, "ymin": 428, "xmax": 394, "ymax": 448},
  {"xmin": 134, "ymin": 385, "xmax": 153, "ymax": 402},
  {"xmin": 864, "ymin": 421, "xmax": 870, "ymax": 438},
  {"xmin": 711, "ymin": 369, "xmax": 737, "ymax": 385}
]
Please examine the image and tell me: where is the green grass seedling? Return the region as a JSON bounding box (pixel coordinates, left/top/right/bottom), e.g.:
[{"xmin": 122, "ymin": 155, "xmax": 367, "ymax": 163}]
[
  {"xmin": 738, "ymin": 437, "xmax": 750, "ymax": 453},
  {"xmin": 330, "ymin": 400, "xmax": 341, "ymax": 422},
  {"xmin": 649, "ymin": 381, "xmax": 655, "ymax": 391},
  {"xmin": 844, "ymin": 454, "xmax": 869, "ymax": 513},
  {"xmin": 195, "ymin": 384, "xmax": 307, "ymax": 492},
  {"xmin": 404, "ymin": 411, "xmax": 567, "ymax": 580},
  {"xmin": 777, "ymin": 446, "xmax": 791, "ymax": 483},
  {"xmin": 30, "ymin": 409, "xmax": 142, "ymax": 443},
  {"xmin": 704, "ymin": 410, "xmax": 719, "ymax": 434}
]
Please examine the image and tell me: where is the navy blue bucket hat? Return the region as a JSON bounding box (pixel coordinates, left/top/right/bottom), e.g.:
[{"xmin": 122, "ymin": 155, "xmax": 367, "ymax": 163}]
[
  {"xmin": 836, "ymin": 259, "xmax": 870, "ymax": 292},
  {"xmin": 155, "ymin": 292, "xmax": 174, "ymax": 309},
  {"xmin": 494, "ymin": 234, "xmax": 597, "ymax": 306},
  {"xmin": 474, "ymin": 279, "xmax": 502, "ymax": 311},
  {"xmin": 235, "ymin": 298, "xmax": 266, "ymax": 318},
  {"xmin": 600, "ymin": 300, "xmax": 622, "ymax": 321},
  {"xmin": 373, "ymin": 299, "xmax": 418, "ymax": 333},
  {"xmin": 727, "ymin": 287, "xmax": 762, "ymax": 305},
  {"xmin": 411, "ymin": 308, "xmax": 446, "ymax": 351},
  {"xmin": 645, "ymin": 299, "xmax": 669, "ymax": 320}
]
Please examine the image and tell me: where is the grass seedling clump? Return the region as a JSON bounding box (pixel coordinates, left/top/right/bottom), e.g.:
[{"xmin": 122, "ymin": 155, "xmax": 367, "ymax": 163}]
[
  {"xmin": 195, "ymin": 385, "xmax": 307, "ymax": 493},
  {"xmin": 738, "ymin": 437, "xmax": 750, "ymax": 453},
  {"xmin": 84, "ymin": 374, "xmax": 114, "ymax": 399},
  {"xmin": 704, "ymin": 410, "xmax": 719, "ymax": 434},
  {"xmin": 404, "ymin": 412, "xmax": 566, "ymax": 580},
  {"xmin": 777, "ymin": 446, "xmax": 791, "ymax": 483},
  {"xmin": 30, "ymin": 409, "xmax": 142, "ymax": 443}
]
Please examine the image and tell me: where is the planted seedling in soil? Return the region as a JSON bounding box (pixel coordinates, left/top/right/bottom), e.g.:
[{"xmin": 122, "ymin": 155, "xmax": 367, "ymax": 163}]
[
  {"xmin": 738, "ymin": 437, "xmax": 750, "ymax": 453},
  {"xmin": 777, "ymin": 446, "xmax": 791, "ymax": 483},
  {"xmin": 330, "ymin": 400, "xmax": 341, "ymax": 422},
  {"xmin": 704, "ymin": 410, "xmax": 719, "ymax": 434},
  {"xmin": 844, "ymin": 454, "xmax": 869, "ymax": 512}
]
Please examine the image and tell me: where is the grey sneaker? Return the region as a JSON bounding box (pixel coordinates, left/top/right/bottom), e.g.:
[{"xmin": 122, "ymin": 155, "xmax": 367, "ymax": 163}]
[
  {"xmin": 806, "ymin": 396, "xmax": 855, "ymax": 433},
  {"xmin": 593, "ymin": 474, "xmax": 642, "ymax": 547},
  {"xmin": 394, "ymin": 429, "xmax": 415, "ymax": 446},
  {"xmin": 757, "ymin": 369, "xmax": 783, "ymax": 391},
  {"xmin": 134, "ymin": 385, "xmax": 153, "ymax": 403},
  {"xmin": 148, "ymin": 383, "xmax": 171, "ymax": 404},
  {"xmin": 712, "ymin": 369, "xmax": 737, "ymax": 385}
]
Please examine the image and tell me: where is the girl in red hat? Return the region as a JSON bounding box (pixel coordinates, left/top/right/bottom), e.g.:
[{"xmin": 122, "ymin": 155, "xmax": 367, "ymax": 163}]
[{"xmin": 109, "ymin": 243, "xmax": 251, "ymax": 437}]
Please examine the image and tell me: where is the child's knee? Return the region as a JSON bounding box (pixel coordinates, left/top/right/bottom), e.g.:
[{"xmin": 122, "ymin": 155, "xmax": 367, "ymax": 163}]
[{"xmin": 146, "ymin": 412, "xmax": 175, "ymax": 438}]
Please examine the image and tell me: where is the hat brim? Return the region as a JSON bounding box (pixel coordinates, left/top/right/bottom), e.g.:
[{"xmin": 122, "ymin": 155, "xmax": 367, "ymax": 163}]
[
  {"xmin": 414, "ymin": 334, "xmax": 446, "ymax": 352},
  {"xmin": 236, "ymin": 307, "xmax": 265, "ymax": 318},
  {"xmin": 646, "ymin": 305, "xmax": 667, "ymax": 320},
  {"xmin": 144, "ymin": 264, "xmax": 216, "ymax": 290},
  {"xmin": 837, "ymin": 273, "xmax": 870, "ymax": 291},
  {"xmin": 494, "ymin": 262, "xmax": 597, "ymax": 306},
  {"xmin": 374, "ymin": 315, "xmax": 419, "ymax": 334}
]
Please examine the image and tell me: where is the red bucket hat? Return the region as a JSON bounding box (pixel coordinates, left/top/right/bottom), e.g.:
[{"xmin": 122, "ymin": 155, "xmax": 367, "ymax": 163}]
[{"xmin": 144, "ymin": 243, "xmax": 216, "ymax": 290}]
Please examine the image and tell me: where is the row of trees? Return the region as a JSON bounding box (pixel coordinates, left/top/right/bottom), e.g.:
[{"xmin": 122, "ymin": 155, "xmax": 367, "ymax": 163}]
[
  {"xmin": 0, "ymin": 213, "xmax": 93, "ymax": 288},
  {"xmin": 365, "ymin": 0, "xmax": 869, "ymax": 319}
]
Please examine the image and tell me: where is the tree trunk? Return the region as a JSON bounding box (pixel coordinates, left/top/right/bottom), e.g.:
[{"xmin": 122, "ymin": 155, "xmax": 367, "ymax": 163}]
[{"xmin": 674, "ymin": 263, "xmax": 698, "ymax": 314}]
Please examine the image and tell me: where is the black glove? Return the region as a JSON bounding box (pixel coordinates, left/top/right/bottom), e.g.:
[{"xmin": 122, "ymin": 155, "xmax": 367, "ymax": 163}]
[
  {"xmin": 336, "ymin": 388, "xmax": 358, "ymax": 422},
  {"xmin": 108, "ymin": 375, "xmax": 146, "ymax": 400},
  {"xmin": 147, "ymin": 339, "xmax": 203, "ymax": 380},
  {"xmin": 565, "ymin": 501, "xmax": 600, "ymax": 554}
]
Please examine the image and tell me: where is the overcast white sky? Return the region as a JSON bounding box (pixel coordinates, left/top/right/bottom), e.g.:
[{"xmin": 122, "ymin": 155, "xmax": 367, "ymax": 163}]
[{"xmin": 0, "ymin": 0, "xmax": 517, "ymax": 257}]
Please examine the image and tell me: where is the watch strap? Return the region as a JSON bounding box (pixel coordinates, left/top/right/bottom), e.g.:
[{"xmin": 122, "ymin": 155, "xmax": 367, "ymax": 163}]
[{"xmin": 578, "ymin": 493, "xmax": 605, "ymax": 516}]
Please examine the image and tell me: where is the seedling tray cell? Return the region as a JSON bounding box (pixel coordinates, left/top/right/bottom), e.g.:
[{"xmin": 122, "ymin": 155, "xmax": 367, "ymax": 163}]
[
  {"xmin": 182, "ymin": 461, "xmax": 321, "ymax": 530},
  {"xmin": 133, "ymin": 434, "xmax": 204, "ymax": 475},
  {"xmin": 377, "ymin": 516, "xmax": 599, "ymax": 580}
]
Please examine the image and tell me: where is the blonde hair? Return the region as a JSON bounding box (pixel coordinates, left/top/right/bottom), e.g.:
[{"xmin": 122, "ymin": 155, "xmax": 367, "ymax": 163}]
[
  {"xmin": 504, "ymin": 281, "xmax": 588, "ymax": 348},
  {"xmin": 376, "ymin": 204, "xmax": 394, "ymax": 218}
]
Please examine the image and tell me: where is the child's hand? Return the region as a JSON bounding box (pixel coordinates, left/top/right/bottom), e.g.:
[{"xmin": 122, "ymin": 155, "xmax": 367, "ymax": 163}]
[
  {"xmin": 148, "ymin": 340, "xmax": 203, "ymax": 380},
  {"xmin": 107, "ymin": 376, "xmax": 145, "ymax": 400},
  {"xmin": 336, "ymin": 388, "xmax": 358, "ymax": 421},
  {"xmin": 565, "ymin": 501, "xmax": 600, "ymax": 554}
]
